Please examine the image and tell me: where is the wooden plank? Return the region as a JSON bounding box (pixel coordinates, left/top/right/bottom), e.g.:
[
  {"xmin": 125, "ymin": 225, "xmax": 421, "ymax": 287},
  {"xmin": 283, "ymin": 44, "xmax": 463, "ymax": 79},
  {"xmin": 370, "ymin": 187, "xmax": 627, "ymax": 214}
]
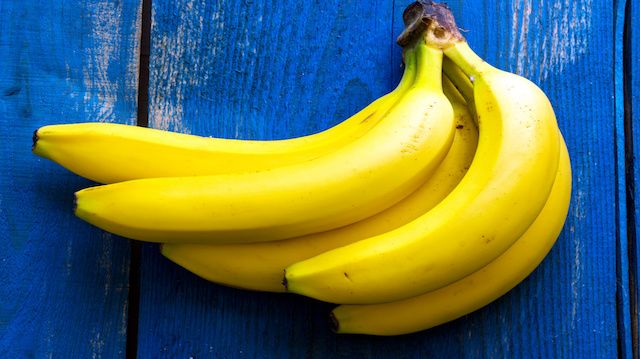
[
  {"xmin": 628, "ymin": 0, "xmax": 640, "ymax": 355},
  {"xmin": 139, "ymin": 1, "xmax": 399, "ymax": 356},
  {"xmin": 137, "ymin": 0, "xmax": 619, "ymax": 357},
  {"xmin": 146, "ymin": 1, "xmax": 397, "ymax": 139},
  {"xmin": 615, "ymin": 0, "xmax": 633, "ymax": 358},
  {"xmin": 0, "ymin": 1, "xmax": 140, "ymax": 357}
]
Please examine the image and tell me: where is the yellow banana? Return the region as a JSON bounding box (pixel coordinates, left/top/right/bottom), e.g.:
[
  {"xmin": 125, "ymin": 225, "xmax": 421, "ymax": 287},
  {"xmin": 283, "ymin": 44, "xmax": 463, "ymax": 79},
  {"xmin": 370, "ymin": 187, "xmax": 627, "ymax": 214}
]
[
  {"xmin": 32, "ymin": 60, "xmax": 415, "ymax": 184},
  {"xmin": 331, "ymin": 137, "xmax": 571, "ymax": 335},
  {"xmin": 160, "ymin": 76, "xmax": 478, "ymax": 292},
  {"xmin": 74, "ymin": 41, "xmax": 456, "ymax": 244},
  {"xmin": 283, "ymin": 4, "xmax": 561, "ymax": 304},
  {"xmin": 442, "ymin": 57, "xmax": 476, "ymax": 118}
]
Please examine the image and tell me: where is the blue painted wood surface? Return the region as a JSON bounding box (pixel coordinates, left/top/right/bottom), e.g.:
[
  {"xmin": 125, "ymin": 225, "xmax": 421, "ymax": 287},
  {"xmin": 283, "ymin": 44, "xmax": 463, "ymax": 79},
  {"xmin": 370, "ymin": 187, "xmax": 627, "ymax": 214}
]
[
  {"xmin": 135, "ymin": 1, "xmax": 626, "ymax": 358},
  {"xmin": 629, "ymin": 0, "xmax": 640, "ymax": 355},
  {"xmin": 1, "ymin": 0, "xmax": 637, "ymax": 357},
  {"xmin": 615, "ymin": 0, "xmax": 634, "ymax": 358},
  {"xmin": 0, "ymin": 0, "xmax": 140, "ymax": 356}
]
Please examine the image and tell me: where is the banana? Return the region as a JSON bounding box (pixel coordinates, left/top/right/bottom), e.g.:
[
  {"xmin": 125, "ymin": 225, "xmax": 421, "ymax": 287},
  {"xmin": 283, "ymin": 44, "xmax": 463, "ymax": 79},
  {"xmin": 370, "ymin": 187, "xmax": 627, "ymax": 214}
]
[
  {"xmin": 283, "ymin": 3, "xmax": 561, "ymax": 304},
  {"xmin": 442, "ymin": 57, "xmax": 476, "ymax": 118},
  {"xmin": 331, "ymin": 137, "xmax": 571, "ymax": 335},
  {"xmin": 330, "ymin": 57, "xmax": 571, "ymax": 334},
  {"xmin": 160, "ymin": 76, "xmax": 478, "ymax": 292},
  {"xmin": 32, "ymin": 59, "xmax": 415, "ymax": 184},
  {"xmin": 74, "ymin": 40, "xmax": 456, "ymax": 244}
]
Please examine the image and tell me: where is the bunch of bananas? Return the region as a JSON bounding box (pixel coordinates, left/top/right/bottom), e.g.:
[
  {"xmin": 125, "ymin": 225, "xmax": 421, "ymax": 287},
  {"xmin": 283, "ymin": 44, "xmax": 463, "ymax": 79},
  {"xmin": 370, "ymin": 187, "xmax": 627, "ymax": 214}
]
[{"xmin": 33, "ymin": 1, "xmax": 571, "ymax": 335}]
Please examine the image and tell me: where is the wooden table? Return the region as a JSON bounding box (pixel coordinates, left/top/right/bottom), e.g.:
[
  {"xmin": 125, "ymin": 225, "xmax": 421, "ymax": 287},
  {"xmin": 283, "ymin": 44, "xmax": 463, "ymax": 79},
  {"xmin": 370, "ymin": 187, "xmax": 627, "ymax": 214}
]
[{"xmin": 1, "ymin": 1, "xmax": 637, "ymax": 357}]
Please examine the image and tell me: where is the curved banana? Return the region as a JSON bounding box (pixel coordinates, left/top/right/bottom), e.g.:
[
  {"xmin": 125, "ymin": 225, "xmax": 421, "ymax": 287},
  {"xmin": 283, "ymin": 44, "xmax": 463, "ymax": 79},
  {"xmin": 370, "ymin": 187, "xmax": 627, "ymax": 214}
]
[
  {"xmin": 442, "ymin": 57, "xmax": 476, "ymax": 118},
  {"xmin": 32, "ymin": 60, "xmax": 415, "ymax": 184},
  {"xmin": 160, "ymin": 76, "xmax": 477, "ymax": 292},
  {"xmin": 74, "ymin": 41, "xmax": 456, "ymax": 244},
  {"xmin": 331, "ymin": 137, "xmax": 571, "ymax": 335},
  {"xmin": 283, "ymin": 4, "xmax": 561, "ymax": 304}
]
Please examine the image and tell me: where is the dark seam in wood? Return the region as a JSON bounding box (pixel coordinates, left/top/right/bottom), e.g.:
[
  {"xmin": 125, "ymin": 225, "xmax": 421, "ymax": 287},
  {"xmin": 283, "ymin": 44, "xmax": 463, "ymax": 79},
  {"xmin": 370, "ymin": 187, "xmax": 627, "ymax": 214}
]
[
  {"xmin": 136, "ymin": 0, "xmax": 151, "ymax": 129},
  {"xmin": 127, "ymin": 0, "xmax": 152, "ymax": 358},
  {"xmin": 623, "ymin": 0, "xmax": 639, "ymax": 356},
  {"xmin": 615, "ymin": 1, "xmax": 629, "ymax": 358}
]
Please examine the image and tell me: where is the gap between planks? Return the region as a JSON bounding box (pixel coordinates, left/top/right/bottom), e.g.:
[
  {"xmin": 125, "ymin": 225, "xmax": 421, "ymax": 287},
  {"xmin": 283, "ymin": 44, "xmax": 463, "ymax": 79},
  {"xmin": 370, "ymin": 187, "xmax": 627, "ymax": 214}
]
[
  {"xmin": 622, "ymin": 0, "xmax": 639, "ymax": 356},
  {"xmin": 616, "ymin": 0, "xmax": 639, "ymax": 357},
  {"xmin": 127, "ymin": 0, "xmax": 152, "ymax": 358}
]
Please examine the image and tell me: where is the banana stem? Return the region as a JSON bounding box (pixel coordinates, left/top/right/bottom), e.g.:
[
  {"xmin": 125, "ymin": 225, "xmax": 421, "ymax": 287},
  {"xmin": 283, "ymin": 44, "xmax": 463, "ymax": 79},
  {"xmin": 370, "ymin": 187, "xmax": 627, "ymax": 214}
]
[
  {"xmin": 442, "ymin": 59, "xmax": 478, "ymax": 123},
  {"xmin": 394, "ymin": 1, "xmax": 488, "ymax": 125},
  {"xmin": 396, "ymin": 1, "xmax": 463, "ymax": 48},
  {"xmin": 413, "ymin": 43, "xmax": 443, "ymax": 91},
  {"xmin": 443, "ymin": 42, "xmax": 492, "ymax": 77},
  {"xmin": 395, "ymin": 1, "xmax": 492, "ymax": 78},
  {"xmin": 397, "ymin": 47, "xmax": 418, "ymax": 92},
  {"xmin": 442, "ymin": 58, "xmax": 473, "ymax": 102}
]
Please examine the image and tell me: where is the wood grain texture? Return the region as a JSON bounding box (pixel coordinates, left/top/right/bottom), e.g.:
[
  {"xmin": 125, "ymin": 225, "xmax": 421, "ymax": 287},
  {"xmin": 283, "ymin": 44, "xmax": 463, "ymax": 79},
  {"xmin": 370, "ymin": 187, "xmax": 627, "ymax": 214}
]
[
  {"xmin": 137, "ymin": 0, "xmax": 620, "ymax": 357},
  {"xmin": 139, "ymin": 2, "xmax": 399, "ymax": 357},
  {"xmin": 147, "ymin": 0, "xmax": 396, "ymax": 139},
  {"xmin": 0, "ymin": 0, "xmax": 140, "ymax": 356},
  {"xmin": 628, "ymin": 0, "xmax": 640, "ymax": 355},
  {"xmin": 615, "ymin": 0, "xmax": 633, "ymax": 358}
]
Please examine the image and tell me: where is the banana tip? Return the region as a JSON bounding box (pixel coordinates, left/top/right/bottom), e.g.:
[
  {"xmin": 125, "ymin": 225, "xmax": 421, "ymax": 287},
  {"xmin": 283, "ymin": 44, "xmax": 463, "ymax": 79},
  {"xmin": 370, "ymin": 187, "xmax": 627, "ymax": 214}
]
[
  {"xmin": 281, "ymin": 269, "xmax": 288, "ymax": 291},
  {"xmin": 32, "ymin": 129, "xmax": 39, "ymax": 151},
  {"xmin": 329, "ymin": 311, "xmax": 340, "ymax": 333}
]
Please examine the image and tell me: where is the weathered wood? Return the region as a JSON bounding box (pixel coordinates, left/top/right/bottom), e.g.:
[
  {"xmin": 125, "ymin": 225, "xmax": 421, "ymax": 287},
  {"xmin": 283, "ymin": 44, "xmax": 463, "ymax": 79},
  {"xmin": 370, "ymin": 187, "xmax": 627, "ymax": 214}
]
[
  {"xmin": 615, "ymin": 0, "xmax": 633, "ymax": 358},
  {"xmin": 136, "ymin": 0, "xmax": 621, "ymax": 358},
  {"xmin": 0, "ymin": 1, "xmax": 140, "ymax": 356},
  {"xmin": 0, "ymin": 0, "xmax": 633, "ymax": 356},
  {"xmin": 628, "ymin": 0, "xmax": 640, "ymax": 356},
  {"xmin": 139, "ymin": 1, "xmax": 399, "ymax": 356}
]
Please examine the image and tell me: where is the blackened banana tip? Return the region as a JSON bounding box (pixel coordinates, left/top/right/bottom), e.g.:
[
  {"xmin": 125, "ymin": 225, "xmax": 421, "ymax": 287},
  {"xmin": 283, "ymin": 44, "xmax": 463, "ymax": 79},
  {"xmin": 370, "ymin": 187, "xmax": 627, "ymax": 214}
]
[
  {"xmin": 32, "ymin": 129, "xmax": 39, "ymax": 151},
  {"xmin": 281, "ymin": 270, "xmax": 288, "ymax": 291},
  {"xmin": 329, "ymin": 311, "xmax": 340, "ymax": 333}
]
